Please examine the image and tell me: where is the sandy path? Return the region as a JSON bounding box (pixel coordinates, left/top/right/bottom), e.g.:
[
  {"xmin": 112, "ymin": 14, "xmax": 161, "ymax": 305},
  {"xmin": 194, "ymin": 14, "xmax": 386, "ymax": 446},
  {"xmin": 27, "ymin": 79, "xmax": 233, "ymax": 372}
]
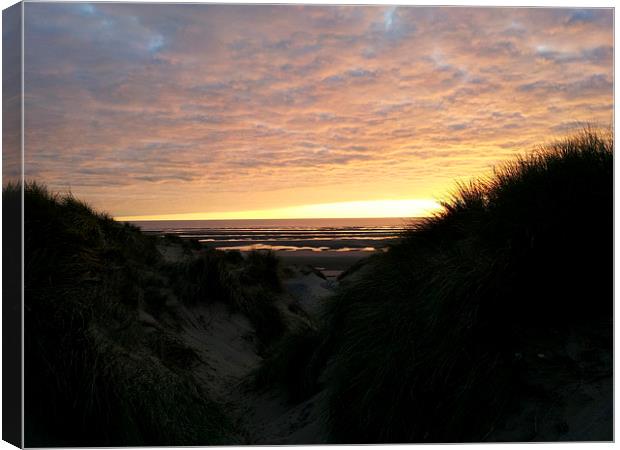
[{"xmin": 169, "ymin": 264, "xmax": 334, "ymax": 444}]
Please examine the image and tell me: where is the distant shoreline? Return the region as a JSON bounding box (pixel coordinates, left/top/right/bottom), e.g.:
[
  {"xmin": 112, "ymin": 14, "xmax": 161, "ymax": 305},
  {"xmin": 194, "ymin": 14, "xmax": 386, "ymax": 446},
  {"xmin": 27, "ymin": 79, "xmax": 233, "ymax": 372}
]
[
  {"xmin": 127, "ymin": 216, "xmax": 422, "ymax": 230},
  {"xmin": 133, "ymin": 217, "xmax": 413, "ymax": 271}
]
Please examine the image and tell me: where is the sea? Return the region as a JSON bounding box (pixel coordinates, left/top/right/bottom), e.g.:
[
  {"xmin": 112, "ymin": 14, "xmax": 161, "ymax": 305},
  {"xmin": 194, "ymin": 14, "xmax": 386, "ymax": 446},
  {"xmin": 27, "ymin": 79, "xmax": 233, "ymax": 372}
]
[{"xmin": 130, "ymin": 217, "xmax": 422, "ymax": 254}]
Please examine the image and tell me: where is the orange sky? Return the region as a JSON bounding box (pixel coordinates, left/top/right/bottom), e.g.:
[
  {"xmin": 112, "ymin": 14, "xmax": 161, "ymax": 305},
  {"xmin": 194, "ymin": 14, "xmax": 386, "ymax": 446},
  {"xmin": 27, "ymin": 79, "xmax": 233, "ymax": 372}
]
[{"xmin": 17, "ymin": 4, "xmax": 613, "ymax": 220}]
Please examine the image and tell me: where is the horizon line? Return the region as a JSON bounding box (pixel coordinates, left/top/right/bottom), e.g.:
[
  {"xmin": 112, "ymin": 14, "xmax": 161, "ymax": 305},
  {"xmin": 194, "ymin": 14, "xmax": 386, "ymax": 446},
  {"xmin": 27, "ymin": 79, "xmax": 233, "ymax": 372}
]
[
  {"xmin": 114, "ymin": 198, "xmax": 443, "ymax": 222},
  {"xmin": 120, "ymin": 215, "xmax": 429, "ymax": 223}
]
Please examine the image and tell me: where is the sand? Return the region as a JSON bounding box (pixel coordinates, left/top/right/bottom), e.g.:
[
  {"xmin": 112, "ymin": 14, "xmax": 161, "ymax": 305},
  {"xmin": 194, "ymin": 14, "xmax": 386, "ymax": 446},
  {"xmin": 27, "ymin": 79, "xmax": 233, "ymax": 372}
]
[
  {"xmin": 157, "ymin": 241, "xmax": 336, "ymax": 443},
  {"xmin": 233, "ymin": 264, "xmax": 334, "ymax": 443}
]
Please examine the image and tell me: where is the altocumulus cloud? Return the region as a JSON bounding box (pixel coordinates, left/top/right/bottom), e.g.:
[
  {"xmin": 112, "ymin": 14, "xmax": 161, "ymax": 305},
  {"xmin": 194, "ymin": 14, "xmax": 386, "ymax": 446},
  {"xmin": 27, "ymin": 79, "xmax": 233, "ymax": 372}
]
[{"xmin": 21, "ymin": 4, "xmax": 613, "ymax": 217}]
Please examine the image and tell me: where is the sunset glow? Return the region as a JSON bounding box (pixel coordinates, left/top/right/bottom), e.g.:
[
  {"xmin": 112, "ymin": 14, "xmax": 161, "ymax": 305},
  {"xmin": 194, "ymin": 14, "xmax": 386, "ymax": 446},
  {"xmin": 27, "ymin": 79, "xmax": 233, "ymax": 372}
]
[
  {"xmin": 16, "ymin": 4, "xmax": 613, "ymax": 219},
  {"xmin": 115, "ymin": 198, "xmax": 443, "ymax": 221}
]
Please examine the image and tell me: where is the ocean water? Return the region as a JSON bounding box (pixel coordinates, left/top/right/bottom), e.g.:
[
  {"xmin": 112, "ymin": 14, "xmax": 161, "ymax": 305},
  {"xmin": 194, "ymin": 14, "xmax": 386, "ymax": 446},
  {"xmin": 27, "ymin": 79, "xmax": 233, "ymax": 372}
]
[{"xmin": 130, "ymin": 217, "xmax": 422, "ymax": 253}]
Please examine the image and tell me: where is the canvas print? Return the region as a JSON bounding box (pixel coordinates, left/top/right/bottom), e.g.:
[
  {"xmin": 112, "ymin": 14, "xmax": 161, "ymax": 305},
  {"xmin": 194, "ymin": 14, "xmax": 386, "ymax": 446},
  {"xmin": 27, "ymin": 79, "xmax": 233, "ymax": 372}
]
[{"xmin": 2, "ymin": 2, "xmax": 613, "ymax": 447}]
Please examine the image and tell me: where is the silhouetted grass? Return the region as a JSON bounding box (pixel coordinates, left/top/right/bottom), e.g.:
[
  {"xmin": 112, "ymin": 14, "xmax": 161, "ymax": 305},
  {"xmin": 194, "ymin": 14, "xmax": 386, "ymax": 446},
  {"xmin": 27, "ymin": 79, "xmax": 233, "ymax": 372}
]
[
  {"xmin": 22, "ymin": 182, "xmax": 239, "ymax": 446},
  {"xmin": 260, "ymin": 130, "xmax": 613, "ymax": 443}
]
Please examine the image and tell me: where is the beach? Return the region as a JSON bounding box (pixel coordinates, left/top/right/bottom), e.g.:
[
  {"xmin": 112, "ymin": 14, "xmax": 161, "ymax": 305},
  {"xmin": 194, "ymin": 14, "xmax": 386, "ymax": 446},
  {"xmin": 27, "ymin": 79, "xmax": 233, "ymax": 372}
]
[{"xmin": 132, "ymin": 217, "xmax": 416, "ymax": 275}]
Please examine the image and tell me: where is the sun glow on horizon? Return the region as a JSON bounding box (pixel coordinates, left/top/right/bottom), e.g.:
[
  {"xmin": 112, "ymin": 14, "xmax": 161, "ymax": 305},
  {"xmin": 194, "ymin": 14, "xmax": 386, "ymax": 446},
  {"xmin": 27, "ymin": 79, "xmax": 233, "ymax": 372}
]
[{"xmin": 114, "ymin": 199, "xmax": 443, "ymax": 222}]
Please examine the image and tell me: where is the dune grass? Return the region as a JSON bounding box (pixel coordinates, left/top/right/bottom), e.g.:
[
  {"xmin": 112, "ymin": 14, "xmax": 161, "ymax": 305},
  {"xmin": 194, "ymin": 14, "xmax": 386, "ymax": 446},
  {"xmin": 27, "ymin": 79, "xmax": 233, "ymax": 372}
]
[
  {"xmin": 22, "ymin": 182, "xmax": 240, "ymax": 446},
  {"xmin": 257, "ymin": 130, "xmax": 613, "ymax": 443}
]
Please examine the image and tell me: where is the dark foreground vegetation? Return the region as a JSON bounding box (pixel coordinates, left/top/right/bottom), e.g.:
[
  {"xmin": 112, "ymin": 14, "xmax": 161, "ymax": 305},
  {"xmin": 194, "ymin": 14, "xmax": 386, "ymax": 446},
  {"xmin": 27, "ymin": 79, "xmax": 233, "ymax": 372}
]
[
  {"xmin": 15, "ymin": 130, "xmax": 613, "ymax": 445},
  {"xmin": 17, "ymin": 181, "xmax": 288, "ymax": 446},
  {"xmin": 259, "ymin": 130, "xmax": 613, "ymax": 442}
]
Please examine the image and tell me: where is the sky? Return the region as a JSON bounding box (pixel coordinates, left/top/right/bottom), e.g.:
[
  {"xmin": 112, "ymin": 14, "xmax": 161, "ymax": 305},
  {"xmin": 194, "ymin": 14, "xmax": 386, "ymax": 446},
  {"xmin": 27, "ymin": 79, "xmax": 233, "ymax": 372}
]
[{"xmin": 15, "ymin": 4, "xmax": 614, "ymax": 220}]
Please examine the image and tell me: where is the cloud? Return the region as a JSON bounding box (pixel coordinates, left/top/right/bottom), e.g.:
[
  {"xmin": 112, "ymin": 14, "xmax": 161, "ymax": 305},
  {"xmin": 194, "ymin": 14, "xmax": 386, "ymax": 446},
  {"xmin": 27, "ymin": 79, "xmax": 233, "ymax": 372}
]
[
  {"xmin": 550, "ymin": 120, "xmax": 590, "ymax": 134},
  {"xmin": 566, "ymin": 9, "xmax": 611, "ymax": 26},
  {"xmin": 534, "ymin": 44, "xmax": 613, "ymax": 67},
  {"xmin": 517, "ymin": 74, "xmax": 612, "ymax": 100},
  {"xmin": 22, "ymin": 4, "xmax": 613, "ymax": 216}
]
